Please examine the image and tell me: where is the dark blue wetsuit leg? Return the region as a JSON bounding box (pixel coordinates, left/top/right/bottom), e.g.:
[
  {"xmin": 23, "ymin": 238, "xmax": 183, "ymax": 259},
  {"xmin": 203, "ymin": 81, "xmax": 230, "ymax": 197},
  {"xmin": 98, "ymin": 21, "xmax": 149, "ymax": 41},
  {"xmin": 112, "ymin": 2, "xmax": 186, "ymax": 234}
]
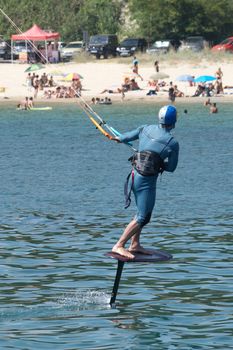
[{"xmin": 132, "ymin": 173, "xmax": 158, "ymax": 227}]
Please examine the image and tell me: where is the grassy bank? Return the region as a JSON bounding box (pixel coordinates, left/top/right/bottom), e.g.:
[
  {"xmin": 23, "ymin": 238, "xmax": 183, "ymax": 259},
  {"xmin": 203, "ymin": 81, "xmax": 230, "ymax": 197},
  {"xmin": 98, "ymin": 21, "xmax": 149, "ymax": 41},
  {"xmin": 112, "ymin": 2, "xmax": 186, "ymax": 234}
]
[{"xmin": 73, "ymin": 49, "xmax": 233, "ymax": 66}]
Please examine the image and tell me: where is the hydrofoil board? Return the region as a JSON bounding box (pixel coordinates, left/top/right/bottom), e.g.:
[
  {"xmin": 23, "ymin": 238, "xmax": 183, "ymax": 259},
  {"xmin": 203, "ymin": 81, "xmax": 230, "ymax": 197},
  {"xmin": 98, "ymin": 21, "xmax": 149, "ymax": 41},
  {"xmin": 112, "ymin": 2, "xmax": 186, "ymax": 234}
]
[{"xmin": 105, "ymin": 249, "xmax": 172, "ymax": 263}]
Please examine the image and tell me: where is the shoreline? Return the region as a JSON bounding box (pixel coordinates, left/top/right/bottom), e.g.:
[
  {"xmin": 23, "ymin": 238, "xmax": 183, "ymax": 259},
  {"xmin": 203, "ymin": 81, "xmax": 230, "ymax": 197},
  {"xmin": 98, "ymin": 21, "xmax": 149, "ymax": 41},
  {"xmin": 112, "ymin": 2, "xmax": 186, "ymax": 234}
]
[
  {"xmin": 1, "ymin": 94, "xmax": 233, "ymax": 106},
  {"xmin": 1, "ymin": 60, "xmax": 233, "ymax": 106}
]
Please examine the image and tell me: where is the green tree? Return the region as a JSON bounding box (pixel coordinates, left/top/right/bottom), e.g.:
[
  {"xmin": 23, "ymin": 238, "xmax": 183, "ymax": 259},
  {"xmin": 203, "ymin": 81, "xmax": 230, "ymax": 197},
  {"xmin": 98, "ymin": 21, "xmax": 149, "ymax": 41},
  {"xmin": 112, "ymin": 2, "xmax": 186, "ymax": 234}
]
[
  {"xmin": 1, "ymin": 0, "xmax": 233, "ymax": 43},
  {"xmin": 199, "ymin": 0, "xmax": 233, "ymax": 42},
  {"xmin": 78, "ymin": 0, "xmax": 122, "ymax": 36},
  {"xmin": 128, "ymin": 0, "xmax": 233, "ymax": 43},
  {"xmin": 0, "ymin": 0, "xmax": 122, "ymax": 41}
]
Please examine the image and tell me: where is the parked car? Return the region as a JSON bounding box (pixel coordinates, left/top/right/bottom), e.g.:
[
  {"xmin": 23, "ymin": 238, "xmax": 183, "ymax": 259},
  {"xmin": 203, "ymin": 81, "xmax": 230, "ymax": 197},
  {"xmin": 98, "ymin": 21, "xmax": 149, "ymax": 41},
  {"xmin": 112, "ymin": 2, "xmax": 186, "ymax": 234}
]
[
  {"xmin": 13, "ymin": 41, "xmax": 34, "ymax": 54},
  {"xmin": 60, "ymin": 41, "xmax": 84, "ymax": 61},
  {"xmin": 211, "ymin": 37, "xmax": 233, "ymax": 52},
  {"xmin": 51, "ymin": 41, "xmax": 67, "ymax": 51},
  {"xmin": 146, "ymin": 40, "xmax": 175, "ymax": 54},
  {"xmin": 0, "ymin": 39, "xmax": 17, "ymax": 60},
  {"xmin": 0, "ymin": 39, "xmax": 8, "ymax": 59},
  {"xmin": 88, "ymin": 34, "xmax": 118, "ymax": 59},
  {"xmin": 147, "ymin": 39, "xmax": 181, "ymax": 54},
  {"xmin": 179, "ymin": 36, "xmax": 206, "ymax": 52},
  {"xmin": 116, "ymin": 38, "xmax": 147, "ymax": 56}
]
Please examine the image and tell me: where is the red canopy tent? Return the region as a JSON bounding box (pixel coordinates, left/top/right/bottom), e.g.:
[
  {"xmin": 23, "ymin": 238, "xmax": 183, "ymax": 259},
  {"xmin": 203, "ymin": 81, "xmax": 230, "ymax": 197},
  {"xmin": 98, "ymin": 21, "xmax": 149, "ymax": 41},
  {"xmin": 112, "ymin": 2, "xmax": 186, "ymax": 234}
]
[{"xmin": 11, "ymin": 24, "xmax": 60, "ymax": 63}]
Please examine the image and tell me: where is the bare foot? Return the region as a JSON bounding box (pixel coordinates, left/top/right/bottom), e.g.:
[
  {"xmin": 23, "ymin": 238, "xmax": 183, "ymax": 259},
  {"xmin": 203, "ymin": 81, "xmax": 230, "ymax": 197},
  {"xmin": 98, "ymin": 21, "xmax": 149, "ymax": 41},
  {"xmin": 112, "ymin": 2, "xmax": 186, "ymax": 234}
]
[
  {"xmin": 128, "ymin": 245, "xmax": 154, "ymax": 255},
  {"xmin": 112, "ymin": 246, "xmax": 135, "ymax": 259}
]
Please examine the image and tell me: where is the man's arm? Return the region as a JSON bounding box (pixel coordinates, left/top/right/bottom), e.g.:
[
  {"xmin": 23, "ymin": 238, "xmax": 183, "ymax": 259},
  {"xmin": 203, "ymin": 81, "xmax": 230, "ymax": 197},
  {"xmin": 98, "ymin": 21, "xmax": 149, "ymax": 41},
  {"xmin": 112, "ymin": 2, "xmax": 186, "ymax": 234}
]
[{"xmin": 162, "ymin": 142, "xmax": 179, "ymax": 172}]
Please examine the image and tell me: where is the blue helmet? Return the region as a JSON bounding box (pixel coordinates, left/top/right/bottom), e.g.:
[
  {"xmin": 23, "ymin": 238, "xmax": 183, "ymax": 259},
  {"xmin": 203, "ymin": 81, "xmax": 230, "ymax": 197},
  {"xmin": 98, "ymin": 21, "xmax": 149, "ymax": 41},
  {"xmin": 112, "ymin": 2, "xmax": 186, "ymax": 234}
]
[{"xmin": 158, "ymin": 105, "xmax": 177, "ymax": 125}]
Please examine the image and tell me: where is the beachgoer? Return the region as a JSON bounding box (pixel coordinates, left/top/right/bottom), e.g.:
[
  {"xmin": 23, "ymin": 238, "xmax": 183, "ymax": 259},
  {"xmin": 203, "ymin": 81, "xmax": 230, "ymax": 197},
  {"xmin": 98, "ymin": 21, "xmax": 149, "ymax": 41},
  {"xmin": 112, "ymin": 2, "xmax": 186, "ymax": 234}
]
[
  {"xmin": 100, "ymin": 87, "xmax": 123, "ymax": 94},
  {"xmin": 214, "ymin": 79, "xmax": 222, "ymax": 94},
  {"xmin": 44, "ymin": 90, "xmax": 53, "ymax": 99},
  {"xmin": 192, "ymin": 83, "xmax": 205, "ymax": 97},
  {"xmin": 31, "ymin": 73, "xmax": 36, "ymax": 87},
  {"xmin": 99, "ymin": 97, "xmax": 112, "ymax": 105},
  {"xmin": 132, "ymin": 56, "xmax": 138, "ymax": 73},
  {"xmin": 110, "ymin": 105, "xmax": 179, "ymax": 259},
  {"xmin": 189, "ymin": 76, "xmax": 195, "ymax": 87},
  {"xmin": 154, "ymin": 60, "xmax": 159, "ymax": 72},
  {"xmin": 215, "ymin": 67, "xmax": 223, "ymax": 80},
  {"xmin": 168, "ymin": 82, "xmax": 176, "ymax": 102},
  {"xmin": 33, "ymin": 75, "xmax": 40, "ymax": 98},
  {"xmin": 215, "ymin": 68, "xmax": 223, "ymax": 93},
  {"xmin": 72, "ymin": 78, "xmax": 82, "ymax": 94},
  {"xmin": 104, "ymin": 97, "xmax": 112, "ymax": 104},
  {"xmin": 146, "ymin": 80, "xmax": 157, "ymax": 95},
  {"xmin": 210, "ymin": 102, "xmax": 218, "ymax": 113},
  {"xmin": 48, "ymin": 76, "xmax": 55, "ymax": 87},
  {"xmin": 18, "ymin": 96, "xmax": 29, "ymax": 110},
  {"xmin": 122, "ymin": 77, "xmax": 131, "ymax": 91},
  {"xmin": 28, "ymin": 97, "xmax": 34, "ymax": 109},
  {"xmin": 41, "ymin": 72, "xmax": 48, "ymax": 87},
  {"xmin": 129, "ymin": 79, "xmax": 140, "ymax": 91},
  {"xmin": 26, "ymin": 73, "xmax": 32, "ymax": 92},
  {"xmin": 132, "ymin": 56, "xmax": 143, "ymax": 80},
  {"xmin": 204, "ymin": 98, "xmax": 211, "ymax": 106},
  {"xmin": 174, "ymin": 85, "xmax": 184, "ymax": 97}
]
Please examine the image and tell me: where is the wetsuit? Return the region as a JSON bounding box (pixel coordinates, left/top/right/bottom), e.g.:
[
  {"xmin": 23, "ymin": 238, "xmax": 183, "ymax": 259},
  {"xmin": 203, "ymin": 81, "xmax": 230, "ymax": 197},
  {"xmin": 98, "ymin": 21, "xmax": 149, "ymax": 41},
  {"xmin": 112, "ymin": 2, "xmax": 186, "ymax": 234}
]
[{"xmin": 119, "ymin": 124, "xmax": 179, "ymax": 227}]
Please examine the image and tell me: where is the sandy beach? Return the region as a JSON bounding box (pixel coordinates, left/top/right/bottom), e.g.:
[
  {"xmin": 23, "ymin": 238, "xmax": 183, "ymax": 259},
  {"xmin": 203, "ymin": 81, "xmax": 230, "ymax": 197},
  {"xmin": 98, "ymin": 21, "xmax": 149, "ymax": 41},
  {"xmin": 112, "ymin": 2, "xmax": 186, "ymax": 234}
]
[{"xmin": 0, "ymin": 58, "xmax": 233, "ymax": 104}]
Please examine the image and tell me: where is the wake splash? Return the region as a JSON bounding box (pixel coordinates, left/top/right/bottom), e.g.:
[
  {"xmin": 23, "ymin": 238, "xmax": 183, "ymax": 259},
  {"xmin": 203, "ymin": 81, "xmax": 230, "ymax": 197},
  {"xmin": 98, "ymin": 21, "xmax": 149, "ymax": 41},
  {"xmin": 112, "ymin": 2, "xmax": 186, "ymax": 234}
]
[
  {"xmin": 0, "ymin": 290, "xmax": 111, "ymax": 322},
  {"xmin": 57, "ymin": 289, "xmax": 110, "ymax": 310}
]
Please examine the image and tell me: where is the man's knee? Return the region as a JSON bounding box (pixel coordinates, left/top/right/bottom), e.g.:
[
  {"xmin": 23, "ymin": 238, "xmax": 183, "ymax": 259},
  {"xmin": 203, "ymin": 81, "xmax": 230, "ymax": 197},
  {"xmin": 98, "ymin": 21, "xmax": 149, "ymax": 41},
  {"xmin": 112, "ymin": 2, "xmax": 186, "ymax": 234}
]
[{"xmin": 137, "ymin": 212, "xmax": 152, "ymax": 228}]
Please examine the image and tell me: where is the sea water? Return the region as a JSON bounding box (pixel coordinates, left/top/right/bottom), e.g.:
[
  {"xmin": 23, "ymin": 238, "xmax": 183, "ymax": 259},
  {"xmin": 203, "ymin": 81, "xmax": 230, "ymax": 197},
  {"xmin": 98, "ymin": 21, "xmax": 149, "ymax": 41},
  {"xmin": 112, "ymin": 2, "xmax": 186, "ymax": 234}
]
[{"xmin": 0, "ymin": 102, "xmax": 233, "ymax": 350}]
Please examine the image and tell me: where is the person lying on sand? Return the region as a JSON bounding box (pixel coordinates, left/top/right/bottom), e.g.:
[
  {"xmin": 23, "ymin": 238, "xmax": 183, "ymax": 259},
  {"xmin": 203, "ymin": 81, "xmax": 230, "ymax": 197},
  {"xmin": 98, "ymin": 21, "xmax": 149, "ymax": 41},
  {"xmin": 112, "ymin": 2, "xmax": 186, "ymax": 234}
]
[{"xmin": 100, "ymin": 87, "xmax": 123, "ymax": 94}]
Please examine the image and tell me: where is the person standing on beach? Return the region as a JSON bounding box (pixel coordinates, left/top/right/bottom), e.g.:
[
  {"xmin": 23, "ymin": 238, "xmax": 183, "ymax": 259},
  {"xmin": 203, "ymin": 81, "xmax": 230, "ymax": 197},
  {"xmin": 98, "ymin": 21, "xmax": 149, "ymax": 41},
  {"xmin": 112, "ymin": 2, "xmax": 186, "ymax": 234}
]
[
  {"xmin": 26, "ymin": 73, "xmax": 32, "ymax": 92},
  {"xmin": 154, "ymin": 60, "xmax": 159, "ymax": 72},
  {"xmin": 110, "ymin": 105, "xmax": 179, "ymax": 259},
  {"xmin": 215, "ymin": 67, "xmax": 223, "ymax": 81},
  {"xmin": 33, "ymin": 75, "xmax": 40, "ymax": 98},
  {"xmin": 168, "ymin": 81, "xmax": 176, "ymax": 103},
  {"xmin": 132, "ymin": 56, "xmax": 143, "ymax": 80},
  {"xmin": 215, "ymin": 67, "xmax": 223, "ymax": 93}
]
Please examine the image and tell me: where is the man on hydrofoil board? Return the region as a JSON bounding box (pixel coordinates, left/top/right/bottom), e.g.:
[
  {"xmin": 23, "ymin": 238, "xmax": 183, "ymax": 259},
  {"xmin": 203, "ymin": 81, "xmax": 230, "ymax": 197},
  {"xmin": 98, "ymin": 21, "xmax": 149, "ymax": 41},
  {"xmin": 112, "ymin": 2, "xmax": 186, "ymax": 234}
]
[{"xmin": 111, "ymin": 105, "xmax": 179, "ymax": 259}]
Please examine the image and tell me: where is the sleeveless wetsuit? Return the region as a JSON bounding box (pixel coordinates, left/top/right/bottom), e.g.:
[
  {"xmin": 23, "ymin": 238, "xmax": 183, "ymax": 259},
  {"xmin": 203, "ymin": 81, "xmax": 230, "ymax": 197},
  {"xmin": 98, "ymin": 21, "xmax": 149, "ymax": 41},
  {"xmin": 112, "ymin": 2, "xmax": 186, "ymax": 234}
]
[{"xmin": 119, "ymin": 124, "xmax": 179, "ymax": 227}]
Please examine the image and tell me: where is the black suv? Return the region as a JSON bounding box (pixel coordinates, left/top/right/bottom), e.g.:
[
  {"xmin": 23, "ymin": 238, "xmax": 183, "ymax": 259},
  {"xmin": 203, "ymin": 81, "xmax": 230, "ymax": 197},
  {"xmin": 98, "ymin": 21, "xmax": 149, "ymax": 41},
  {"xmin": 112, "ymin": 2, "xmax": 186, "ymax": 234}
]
[
  {"xmin": 0, "ymin": 40, "xmax": 12, "ymax": 60},
  {"xmin": 116, "ymin": 38, "xmax": 147, "ymax": 56},
  {"xmin": 88, "ymin": 34, "xmax": 118, "ymax": 59}
]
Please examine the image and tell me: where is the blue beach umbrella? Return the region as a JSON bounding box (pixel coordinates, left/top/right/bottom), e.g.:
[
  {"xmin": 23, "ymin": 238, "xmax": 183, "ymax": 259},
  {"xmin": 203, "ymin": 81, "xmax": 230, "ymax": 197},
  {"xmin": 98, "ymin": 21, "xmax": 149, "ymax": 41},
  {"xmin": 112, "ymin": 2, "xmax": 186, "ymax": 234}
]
[
  {"xmin": 176, "ymin": 74, "xmax": 194, "ymax": 82},
  {"xmin": 194, "ymin": 75, "xmax": 216, "ymax": 83}
]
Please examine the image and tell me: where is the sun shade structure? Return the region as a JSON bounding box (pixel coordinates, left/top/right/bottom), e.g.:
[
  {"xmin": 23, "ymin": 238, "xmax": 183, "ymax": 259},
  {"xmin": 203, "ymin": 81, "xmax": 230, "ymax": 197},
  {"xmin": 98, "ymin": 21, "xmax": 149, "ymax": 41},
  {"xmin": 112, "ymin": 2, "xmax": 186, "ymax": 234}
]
[
  {"xmin": 11, "ymin": 24, "xmax": 60, "ymax": 41},
  {"xmin": 194, "ymin": 75, "xmax": 216, "ymax": 83},
  {"xmin": 64, "ymin": 73, "xmax": 83, "ymax": 81},
  {"xmin": 150, "ymin": 72, "xmax": 170, "ymax": 80},
  {"xmin": 24, "ymin": 63, "xmax": 45, "ymax": 73},
  {"xmin": 11, "ymin": 24, "xmax": 60, "ymax": 63},
  {"xmin": 176, "ymin": 74, "xmax": 194, "ymax": 82}
]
